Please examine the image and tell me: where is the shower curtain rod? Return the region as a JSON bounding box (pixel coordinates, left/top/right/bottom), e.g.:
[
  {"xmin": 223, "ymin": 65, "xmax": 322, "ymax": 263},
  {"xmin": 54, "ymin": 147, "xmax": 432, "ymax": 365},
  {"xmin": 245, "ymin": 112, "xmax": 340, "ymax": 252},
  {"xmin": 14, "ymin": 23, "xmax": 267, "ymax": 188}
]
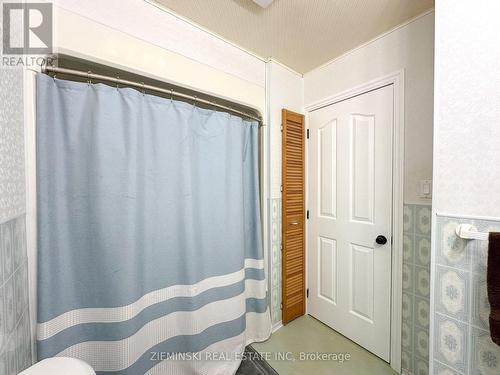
[{"xmin": 42, "ymin": 66, "xmax": 263, "ymax": 124}]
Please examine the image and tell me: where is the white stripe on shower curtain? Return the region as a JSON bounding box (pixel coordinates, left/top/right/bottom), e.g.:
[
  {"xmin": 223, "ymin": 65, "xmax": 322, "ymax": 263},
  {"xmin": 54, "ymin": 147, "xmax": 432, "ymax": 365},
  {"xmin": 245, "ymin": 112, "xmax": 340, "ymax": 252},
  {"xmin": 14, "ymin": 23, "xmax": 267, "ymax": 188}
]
[
  {"xmin": 36, "ymin": 73, "xmax": 271, "ymax": 374},
  {"xmin": 38, "ymin": 259, "xmax": 264, "ymax": 340},
  {"xmin": 145, "ymin": 312, "xmax": 270, "ymax": 375}
]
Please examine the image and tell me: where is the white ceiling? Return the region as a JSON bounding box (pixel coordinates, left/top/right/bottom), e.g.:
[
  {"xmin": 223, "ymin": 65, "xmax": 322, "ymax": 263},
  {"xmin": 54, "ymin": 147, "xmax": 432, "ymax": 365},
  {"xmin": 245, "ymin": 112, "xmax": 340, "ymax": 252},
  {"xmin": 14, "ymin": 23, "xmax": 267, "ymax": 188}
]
[{"xmin": 152, "ymin": 0, "xmax": 434, "ymax": 73}]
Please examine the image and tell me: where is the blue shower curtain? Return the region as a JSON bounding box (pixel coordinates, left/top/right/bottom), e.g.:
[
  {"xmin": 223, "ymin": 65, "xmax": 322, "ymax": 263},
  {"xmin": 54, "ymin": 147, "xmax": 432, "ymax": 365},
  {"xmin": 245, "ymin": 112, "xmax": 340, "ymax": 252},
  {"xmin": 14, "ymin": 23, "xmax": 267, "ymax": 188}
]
[{"xmin": 36, "ymin": 74, "xmax": 271, "ymax": 374}]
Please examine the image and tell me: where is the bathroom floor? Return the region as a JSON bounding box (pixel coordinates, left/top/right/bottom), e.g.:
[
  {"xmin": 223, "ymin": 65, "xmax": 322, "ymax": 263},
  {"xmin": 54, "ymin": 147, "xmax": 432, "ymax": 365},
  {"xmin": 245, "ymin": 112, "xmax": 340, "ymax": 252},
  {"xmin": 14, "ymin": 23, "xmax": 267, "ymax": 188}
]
[{"xmin": 251, "ymin": 315, "xmax": 397, "ymax": 375}]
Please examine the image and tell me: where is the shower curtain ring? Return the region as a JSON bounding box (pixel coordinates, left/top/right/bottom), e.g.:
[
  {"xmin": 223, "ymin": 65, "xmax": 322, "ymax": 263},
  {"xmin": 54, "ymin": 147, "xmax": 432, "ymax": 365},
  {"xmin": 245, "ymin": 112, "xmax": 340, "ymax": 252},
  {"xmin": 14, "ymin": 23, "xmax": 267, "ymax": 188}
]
[
  {"xmin": 194, "ymin": 96, "xmax": 197, "ymax": 108},
  {"xmin": 116, "ymin": 76, "xmax": 120, "ymax": 90},
  {"xmin": 53, "ymin": 73, "xmax": 57, "ymax": 82},
  {"xmin": 87, "ymin": 71, "xmax": 92, "ymax": 85},
  {"xmin": 170, "ymin": 89, "xmax": 173, "ymax": 103},
  {"xmin": 141, "ymin": 82, "xmax": 145, "ymax": 96}
]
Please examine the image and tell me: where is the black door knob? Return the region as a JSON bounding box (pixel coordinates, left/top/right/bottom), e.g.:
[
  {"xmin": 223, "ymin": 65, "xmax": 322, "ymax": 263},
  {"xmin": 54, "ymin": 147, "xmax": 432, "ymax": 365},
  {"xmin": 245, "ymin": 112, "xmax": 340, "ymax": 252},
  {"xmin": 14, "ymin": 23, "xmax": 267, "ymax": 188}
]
[{"xmin": 376, "ymin": 235, "xmax": 388, "ymax": 245}]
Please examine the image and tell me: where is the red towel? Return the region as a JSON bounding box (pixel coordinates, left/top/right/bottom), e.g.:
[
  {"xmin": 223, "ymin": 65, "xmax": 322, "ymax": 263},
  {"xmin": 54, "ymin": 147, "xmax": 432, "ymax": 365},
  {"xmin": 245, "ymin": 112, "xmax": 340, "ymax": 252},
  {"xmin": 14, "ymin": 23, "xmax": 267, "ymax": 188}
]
[{"xmin": 488, "ymin": 232, "xmax": 500, "ymax": 346}]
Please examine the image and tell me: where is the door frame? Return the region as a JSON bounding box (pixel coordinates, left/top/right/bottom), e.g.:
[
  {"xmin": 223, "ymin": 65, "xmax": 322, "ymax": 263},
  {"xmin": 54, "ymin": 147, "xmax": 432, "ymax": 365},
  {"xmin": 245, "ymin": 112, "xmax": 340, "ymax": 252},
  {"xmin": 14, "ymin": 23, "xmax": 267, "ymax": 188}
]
[{"xmin": 304, "ymin": 70, "xmax": 405, "ymax": 373}]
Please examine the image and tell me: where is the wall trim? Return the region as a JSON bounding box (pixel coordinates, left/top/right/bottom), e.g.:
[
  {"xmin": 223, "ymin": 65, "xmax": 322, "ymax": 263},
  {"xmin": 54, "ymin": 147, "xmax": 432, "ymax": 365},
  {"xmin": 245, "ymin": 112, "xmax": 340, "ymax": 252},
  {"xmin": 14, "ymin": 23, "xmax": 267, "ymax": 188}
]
[
  {"xmin": 436, "ymin": 212, "xmax": 500, "ymax": 222},
  {"xmin": 405, "ymin": 200, "xmax": 432, "ymax": 206},
  {"xmin": 0, "ymin": 213, "xmax": 27, "ymax": 227},
  {"xmin": 262, "ymin": 61, "xmax": 271, "ymax": 312},
  {"xmin": 304, "ymin": 70, "xmax": 405, "ymax": 372}
]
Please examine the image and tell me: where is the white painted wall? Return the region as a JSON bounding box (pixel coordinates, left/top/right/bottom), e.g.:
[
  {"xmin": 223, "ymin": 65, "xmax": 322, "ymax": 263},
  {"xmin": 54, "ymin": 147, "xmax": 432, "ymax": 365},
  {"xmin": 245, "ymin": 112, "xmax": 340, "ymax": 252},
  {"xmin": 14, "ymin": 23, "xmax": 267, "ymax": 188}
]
[
  {"xmin": 304, "ymin": 11, "xmax": 435, "ymax": 204},
  {"xmin": 51, "ymin": 0, "xmax": 265, "ymax": 89},
  {"xmin": 265, "ymin": 60, "xmax": 303, "ymax": 328},
  {"xmin": 50, "ymin": 2, "xmax": 266, "ymax": 113},
  {"xmin": 267, "ymin": 60, "xmax": 304, "ymax": 198},
  {"xmin": 433, "ymin": 1, "xmax": 500, "ymax": 218}
]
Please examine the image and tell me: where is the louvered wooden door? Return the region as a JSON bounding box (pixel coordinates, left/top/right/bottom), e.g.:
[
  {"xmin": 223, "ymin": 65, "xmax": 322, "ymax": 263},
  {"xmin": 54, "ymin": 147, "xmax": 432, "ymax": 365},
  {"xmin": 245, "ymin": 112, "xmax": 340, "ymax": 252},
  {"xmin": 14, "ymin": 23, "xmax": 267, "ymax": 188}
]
[{"xmin": 281, "ymin": 109, "xmax": 306, "ymax": 325}]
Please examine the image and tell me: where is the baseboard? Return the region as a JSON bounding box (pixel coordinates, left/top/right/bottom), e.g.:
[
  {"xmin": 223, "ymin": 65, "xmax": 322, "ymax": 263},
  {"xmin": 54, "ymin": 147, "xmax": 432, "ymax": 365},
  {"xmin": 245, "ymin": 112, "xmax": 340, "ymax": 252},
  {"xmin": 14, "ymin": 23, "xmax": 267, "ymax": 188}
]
[{"xmin": 272, "ymin": 321, "xmax": 283, "ymax": 333}]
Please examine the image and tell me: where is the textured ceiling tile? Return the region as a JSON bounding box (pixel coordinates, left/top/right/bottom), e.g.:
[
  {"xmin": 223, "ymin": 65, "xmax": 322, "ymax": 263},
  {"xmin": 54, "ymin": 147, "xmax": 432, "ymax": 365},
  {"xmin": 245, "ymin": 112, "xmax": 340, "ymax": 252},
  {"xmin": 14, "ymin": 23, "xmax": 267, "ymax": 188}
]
[{"xmin": 153, "ymin": 0, "xmax": 434, "ymax": 73}]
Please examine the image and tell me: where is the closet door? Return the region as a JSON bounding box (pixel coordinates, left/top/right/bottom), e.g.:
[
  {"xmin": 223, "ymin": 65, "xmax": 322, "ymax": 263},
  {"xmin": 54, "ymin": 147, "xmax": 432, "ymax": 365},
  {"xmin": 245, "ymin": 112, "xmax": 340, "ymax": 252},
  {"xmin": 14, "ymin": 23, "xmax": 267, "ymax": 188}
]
[{"xmin": 281, "ymin": 109, "xmax": 306, "ymax": 325}]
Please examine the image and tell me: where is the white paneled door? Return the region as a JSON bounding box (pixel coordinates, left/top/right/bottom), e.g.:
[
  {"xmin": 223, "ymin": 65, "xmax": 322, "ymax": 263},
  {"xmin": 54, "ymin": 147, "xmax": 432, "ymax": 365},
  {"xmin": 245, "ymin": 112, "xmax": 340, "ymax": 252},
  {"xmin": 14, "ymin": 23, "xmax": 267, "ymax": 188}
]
[{"xmin": 307, "ymin": 85, "xmax": 393, "ymax": 361}]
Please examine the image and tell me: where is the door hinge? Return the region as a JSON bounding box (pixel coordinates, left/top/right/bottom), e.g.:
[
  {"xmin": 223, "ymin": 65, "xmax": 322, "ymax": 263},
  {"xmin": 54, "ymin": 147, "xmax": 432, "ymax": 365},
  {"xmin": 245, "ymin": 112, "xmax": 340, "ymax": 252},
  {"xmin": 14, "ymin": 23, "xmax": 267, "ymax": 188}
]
[
  {"xmin": 306, "ymin": 210, "xmax": 310, "ymax": 219},
  {"xmin": 280, "ymin": 303, "xmax": 283, "ymax": 310},
  {"xmin": 306, "ymin": 129, "xmax": 309, "ymax": 139},
  {"xmin": 280, "ymin": 185, "xmax": 283, "ymax": 192},
  {"xmin": 280, "ymin": 244, "xmax": 283, "ymax": 252},
  {"xmin": 306, "ymin": 288, "xmax": 309, "ymax": 298},
  {"xmin": 280, "ymin": 124, "xmax": 283, "ymax": 132}
]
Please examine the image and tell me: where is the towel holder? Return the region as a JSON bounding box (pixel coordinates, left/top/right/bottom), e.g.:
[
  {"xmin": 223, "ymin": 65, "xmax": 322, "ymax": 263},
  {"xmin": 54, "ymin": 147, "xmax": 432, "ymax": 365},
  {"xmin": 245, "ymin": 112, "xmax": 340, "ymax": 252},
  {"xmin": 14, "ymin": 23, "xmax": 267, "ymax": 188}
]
[{"xmin": 455, "ymin": 224, "xmax": 489, "ymax": 241}]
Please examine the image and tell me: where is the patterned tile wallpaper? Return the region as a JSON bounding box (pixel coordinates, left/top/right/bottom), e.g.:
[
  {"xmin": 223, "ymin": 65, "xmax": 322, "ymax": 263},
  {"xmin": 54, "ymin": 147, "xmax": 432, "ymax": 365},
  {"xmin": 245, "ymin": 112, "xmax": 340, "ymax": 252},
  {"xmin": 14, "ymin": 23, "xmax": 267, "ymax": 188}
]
[
  {"xmin": 0, "ymin": 67, "xmax": 26, "ymax": 224},
  {"xmin": 0, "ymin": 216, "xmax": 32, "ymax": 374},
  {"xmin": 0, "ymin": 5, "xmax": 26, "ymax": 225},
  {"xmin": 403, "ymin": 204, "xmax": 432, "ymax": 375},
  {"xmin": 431, "ymin": 215, "xmax": 500, "ymax": 375},
  {"xmin": 269, "ymin": 198, "xmax": 282, "ymax": 325}
]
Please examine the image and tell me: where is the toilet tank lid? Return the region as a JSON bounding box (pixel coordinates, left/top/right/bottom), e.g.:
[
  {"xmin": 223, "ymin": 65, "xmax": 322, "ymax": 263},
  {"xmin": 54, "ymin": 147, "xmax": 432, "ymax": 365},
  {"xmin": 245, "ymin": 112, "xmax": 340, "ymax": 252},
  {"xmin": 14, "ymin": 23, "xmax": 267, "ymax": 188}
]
[{"xmin": 19, "ymin": 357, "xmax": 95, "ymax": 375}]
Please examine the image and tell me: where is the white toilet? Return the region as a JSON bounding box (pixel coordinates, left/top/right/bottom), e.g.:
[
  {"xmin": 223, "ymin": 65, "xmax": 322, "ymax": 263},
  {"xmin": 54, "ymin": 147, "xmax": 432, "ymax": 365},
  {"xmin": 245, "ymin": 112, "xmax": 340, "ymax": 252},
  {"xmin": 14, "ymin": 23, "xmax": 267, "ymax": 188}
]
[{"xmin": 19, "ymin": 357, "xmax": 96, "ymax": 375}]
